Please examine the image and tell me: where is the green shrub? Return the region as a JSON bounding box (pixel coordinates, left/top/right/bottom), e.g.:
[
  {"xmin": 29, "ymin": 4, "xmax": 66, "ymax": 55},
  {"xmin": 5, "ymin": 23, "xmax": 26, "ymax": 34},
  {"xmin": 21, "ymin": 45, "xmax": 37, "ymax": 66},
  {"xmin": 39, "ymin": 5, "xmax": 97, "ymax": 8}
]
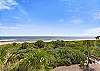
[
  {"xmin": 51, "ymin": 40, "xmax": 65, "ymax": 48},
  {"xmin": 21, "ymin": 42, "xmax": 29, "ymax": 49},
  {"xmin": 0, "ymin": 40, "xmax": 100, "ymax": 71},
  {"xmin": 48, "ymin": 47, "xmax": 86, "ymax": 67},
  {"xmin": 34, "ymin": 40, "xmax": 45, "ymax": 48},
  {"xmin": 1, "ymin": 48, "xmax": 53, "ymax": 71}
]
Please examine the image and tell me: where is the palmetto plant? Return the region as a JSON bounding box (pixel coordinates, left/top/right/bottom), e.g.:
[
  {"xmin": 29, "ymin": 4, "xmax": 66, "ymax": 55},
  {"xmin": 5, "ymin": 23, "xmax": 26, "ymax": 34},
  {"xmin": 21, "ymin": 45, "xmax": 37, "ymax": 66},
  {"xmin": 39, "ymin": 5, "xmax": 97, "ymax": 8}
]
[
  {"xmin": 0, "ymin": 40, "xmax": 100, "ymax": 71},
  {"xmin": 1, "ymin": 48, "xmax": 52, "ymax": 71},
  {"xmin": 34, "ymin": 40, "xmax": 45, "ymax": 48}
]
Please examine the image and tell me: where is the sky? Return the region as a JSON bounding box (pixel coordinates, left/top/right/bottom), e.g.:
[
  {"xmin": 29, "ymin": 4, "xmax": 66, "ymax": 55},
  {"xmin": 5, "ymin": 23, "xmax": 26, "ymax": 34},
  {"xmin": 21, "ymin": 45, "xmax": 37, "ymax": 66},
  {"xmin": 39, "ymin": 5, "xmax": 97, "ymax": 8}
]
[{"xmin": 0, "ymin": 0, "xmax": 100, "ymax": 36}]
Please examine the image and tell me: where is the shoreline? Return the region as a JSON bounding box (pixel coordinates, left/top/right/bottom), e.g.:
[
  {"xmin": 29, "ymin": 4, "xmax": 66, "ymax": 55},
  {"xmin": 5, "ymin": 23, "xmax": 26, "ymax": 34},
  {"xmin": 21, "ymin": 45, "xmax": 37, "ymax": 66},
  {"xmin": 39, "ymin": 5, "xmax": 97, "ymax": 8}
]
[{"xmin": 0, "ymin": 38, "xmax": 96, "ymax": 45}]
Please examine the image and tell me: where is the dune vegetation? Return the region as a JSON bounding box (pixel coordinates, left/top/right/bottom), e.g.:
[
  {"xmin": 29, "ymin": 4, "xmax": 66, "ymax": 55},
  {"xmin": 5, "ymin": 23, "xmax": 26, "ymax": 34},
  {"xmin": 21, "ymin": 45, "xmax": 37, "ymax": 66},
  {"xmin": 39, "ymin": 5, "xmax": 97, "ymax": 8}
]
[{"xmin": 0, "ymin": 40, "xmax": 100, "ymax": 71}]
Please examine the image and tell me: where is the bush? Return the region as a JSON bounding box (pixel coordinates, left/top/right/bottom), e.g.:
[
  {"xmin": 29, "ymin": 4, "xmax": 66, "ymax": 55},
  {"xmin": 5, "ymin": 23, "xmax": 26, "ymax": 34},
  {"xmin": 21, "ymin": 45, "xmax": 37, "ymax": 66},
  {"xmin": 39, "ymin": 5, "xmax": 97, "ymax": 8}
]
[
  {"xmin": 34, "ymin": 40, "xmax": 45, "ymax": 48},
  {"xmin": 0, "ymin": 40, "xmax": 100, "ymax": 71},
  {"xmin": 48, "ymin": 47, "xmax": 86, "ymax": 67},
  {"xmin": 12, "ymin": 42, "xmax": 17, "ymax": 46},
  {"xmin": 1, "ymin": 48, "xmax": 53, "ymax": 71},
  {"xmin": 21, "ymin": 42, "xmax": 29, "ymax": 49},
  {"xmin": 51, "ymin": 40, "xmax": 65, "ymax": 48}
]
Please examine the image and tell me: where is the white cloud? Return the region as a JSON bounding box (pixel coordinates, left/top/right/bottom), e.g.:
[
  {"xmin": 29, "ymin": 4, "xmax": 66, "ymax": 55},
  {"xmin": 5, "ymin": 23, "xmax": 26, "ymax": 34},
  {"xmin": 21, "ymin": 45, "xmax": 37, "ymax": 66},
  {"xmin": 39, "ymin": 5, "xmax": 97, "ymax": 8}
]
[
  {"xmin": 13, "ymin": 16, "xmax": 20, "ymax": 19},
  {"xmin": 0, "ymin": 25, "xmax": 19, "ymax": 30},
  {"xmin": 0, "ymin": 24, "xmax": 68, "ymax": 36},
  {"xmin": 0, "ymin": 23, "xmax": 2, "ymax": 25},
  {"xmin": 58, "ymin": 19, "xmax": 64, "ymax": 23},
  {"xmin": 84, "ymin": 27, "xmax": 100, "ymax": 36},
  {"xmin": 0, "ymin": 0, "xmax": 18, "ymax": 10},
  {"xmin": 93, "ymin": 10, "xmax": 100, "ymax": 20},
  {"xmin": 60, "ymin": 0, "xmax": 69, "ymax": 2},
  {"xmin": 69, "ymin": 19, "xmax": 83, "ymax": 24}
]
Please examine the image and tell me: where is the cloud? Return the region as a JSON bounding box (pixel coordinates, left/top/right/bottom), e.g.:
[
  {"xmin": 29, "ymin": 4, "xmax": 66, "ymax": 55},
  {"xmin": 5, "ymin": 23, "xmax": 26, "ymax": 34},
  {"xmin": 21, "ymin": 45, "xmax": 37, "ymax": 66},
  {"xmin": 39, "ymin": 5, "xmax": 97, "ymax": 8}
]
[
  {"xmin": 84, "ymin": 27, "xmax": 100, "ymax": 36},
  {"xmin": 0, "ymin": 0, "xmax": 18, "ymax": 10},
  {"xmin": 0, "ymin": 25, "xmax": 19, "ymax": 30},
  {"xmin": 13, "ymin": 16, "xmax": 21, "ymax": 19},
  {"xmin": 59, "ymin": 19, "xmax": 84, "ymax": 25},
  {"xmin": 58, "ymin": 19, "xmax": 64, "ymax": 23},
  {"xmin": 0, "ymin": 24, "xmax": 25, "ymax": 36},
  {"xmin": 60, "ymin": 0, "xmax": 69, "ymax": 2},
  {"xmin": 93, "ymin": 10, "xmax": 100, "ymax": 20},
  {"xmin": 0, "ymin": 23, "xmax": 2, "ymax": 25},
  {"xmin": 0, "ymin": 24, "xmax": 68, "ymax": 36},
  {"xmin": 69, "ymin": 19, "xmax": 83, "ymax": 24}
]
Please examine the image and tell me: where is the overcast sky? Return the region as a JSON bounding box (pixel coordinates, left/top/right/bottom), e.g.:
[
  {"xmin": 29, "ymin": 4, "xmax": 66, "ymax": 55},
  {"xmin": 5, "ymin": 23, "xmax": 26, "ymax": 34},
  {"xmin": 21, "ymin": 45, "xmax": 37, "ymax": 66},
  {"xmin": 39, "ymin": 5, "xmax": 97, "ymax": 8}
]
[{"xmin": 0, "ymin": 0, "xmax": 100, "ymax": 36}]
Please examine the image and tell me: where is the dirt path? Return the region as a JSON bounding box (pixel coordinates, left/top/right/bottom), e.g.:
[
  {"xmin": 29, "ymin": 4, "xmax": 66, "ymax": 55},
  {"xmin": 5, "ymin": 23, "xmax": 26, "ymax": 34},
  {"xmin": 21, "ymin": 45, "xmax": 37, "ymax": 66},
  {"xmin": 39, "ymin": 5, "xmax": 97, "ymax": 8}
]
[
  {"xmin": 53, "ymin": 64, "xmax": 100, "ymax": 71},
  {"xmin": 53, "ymin": 65, "xmax": 83, "ymax": 71},
  {"xmin": 90, "ymin": 64, "xmax": 100, "ymax": 71}
]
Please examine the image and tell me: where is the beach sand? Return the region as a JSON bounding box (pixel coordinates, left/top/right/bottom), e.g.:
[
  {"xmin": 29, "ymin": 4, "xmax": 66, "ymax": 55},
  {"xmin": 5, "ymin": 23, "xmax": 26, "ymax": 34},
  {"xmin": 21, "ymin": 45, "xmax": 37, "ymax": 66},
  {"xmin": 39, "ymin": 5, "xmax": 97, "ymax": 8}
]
[
  {"xmin": 0, "ymin": 39, "xmax": 96, "ymax": 45},
  {"xmin": 0, "ymin": 41, "xmax": 24, "ymax": 45},
  {"xmin": 0, "ymin": 42, "xmax": 13, "ymax": 45}
]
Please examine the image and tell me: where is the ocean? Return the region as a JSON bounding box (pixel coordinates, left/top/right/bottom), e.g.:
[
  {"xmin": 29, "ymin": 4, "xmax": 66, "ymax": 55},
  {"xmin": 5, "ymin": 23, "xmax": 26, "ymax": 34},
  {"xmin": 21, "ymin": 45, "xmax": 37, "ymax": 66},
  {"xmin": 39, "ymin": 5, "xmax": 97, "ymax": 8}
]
[{"xmin": 0, "ymin": 36, "xmax": 95, "ymax": 42}]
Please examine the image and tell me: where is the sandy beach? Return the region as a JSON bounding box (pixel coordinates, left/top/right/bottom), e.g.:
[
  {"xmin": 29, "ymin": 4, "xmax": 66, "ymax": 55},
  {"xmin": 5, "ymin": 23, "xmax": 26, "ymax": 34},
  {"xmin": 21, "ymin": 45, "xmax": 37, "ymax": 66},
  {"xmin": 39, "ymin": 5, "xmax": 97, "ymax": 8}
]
[
  {"xmin": 0, "ymin": 41, "xmax": 25, "ymax": 45},
  {"xmin": 0, "ymin": 42, "xmax": 13, "ymax": 45},
  {"xmin": 0, "ymin": 38, "xmax": 96, "ymax": 45}
]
